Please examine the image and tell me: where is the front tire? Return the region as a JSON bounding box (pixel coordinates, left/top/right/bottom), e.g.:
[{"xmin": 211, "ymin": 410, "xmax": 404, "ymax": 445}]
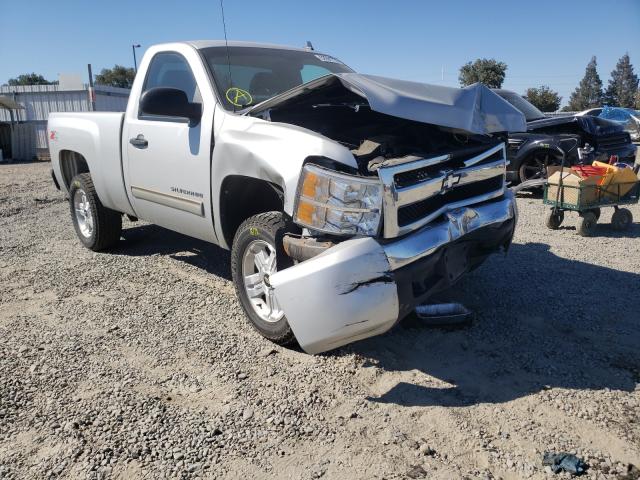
[
  {"xmin": 518, "ymin": 151, "xmax": 560, "ymax": 184},
  {"xmin": 545, "ymin": 209, "xmax": 564, "ymax": 229},
  {"xmin": 69, "ymin": 173, "xmax": 122, "ymax": 251},
  {"xmin": 577, "ymin": 211, "xmax": 597, "ymax": 237},
  {"xmin": 231, "ymin": 212, "xmax": 296, "ymax": 345}
]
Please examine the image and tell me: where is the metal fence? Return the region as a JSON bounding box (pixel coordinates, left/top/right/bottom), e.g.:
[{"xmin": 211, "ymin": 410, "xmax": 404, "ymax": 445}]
[
  {"xmin": 0, "ymin": 84, "xmax": 130, "ymax": 159},
  {"xmin": 544, "ymin": 111, "xmax": 577, "ymax": 117}
]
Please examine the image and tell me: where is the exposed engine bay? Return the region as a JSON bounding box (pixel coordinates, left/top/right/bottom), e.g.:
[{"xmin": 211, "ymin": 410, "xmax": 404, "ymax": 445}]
[{"xmin": 250, "ymin": 74, "xmax": 520, "ymax": 174}]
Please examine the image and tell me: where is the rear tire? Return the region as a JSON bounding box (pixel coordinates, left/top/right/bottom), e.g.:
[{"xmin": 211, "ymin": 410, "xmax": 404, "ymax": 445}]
[
  {"xmin": 69, "ymin": 173, "xmax": 122, "ymax": 251},
  {"xmin": 231, "ymin": 212, "xmax": 296, "ymax": 346},
  {"xmin": 545, "ymin": 209, "xmax": 564, "ymax": 229},
  {"xmin": 612, "ymin": 208, "xmax": 633, "ymax": 231},
  {"xmin": 577, "ymin": 211, "xmax": 597, "ymax": 237}
]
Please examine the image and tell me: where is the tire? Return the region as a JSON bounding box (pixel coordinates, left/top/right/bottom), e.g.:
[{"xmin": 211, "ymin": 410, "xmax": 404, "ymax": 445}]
[
  {"xmin": 69, "ymin": 173, "xmax": 122, "ymax": 251},
  {"xmin": 231, "ymin": 212, "xmax": 296, "ymax": 345},
  {"xmin": 612, "ymin": 208, "xmax": 633, "ymax": 231},
  {"xmin": 589, "ymin": 208, "xmax": 601, "ymax": 221},
  {"xmin": 545, "ymin": 209, "xmax": 564, "ymax": 229},
  {"xmin": 576, "ymin": 211, "xmax": 597, "ymax": 237},
  {"xmin": 518, "ymin": 150, "xmax": 560, "ymax": 184}
]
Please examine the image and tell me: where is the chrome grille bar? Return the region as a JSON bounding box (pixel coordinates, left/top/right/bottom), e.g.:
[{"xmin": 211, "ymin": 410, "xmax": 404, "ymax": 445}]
[{"xmin": 379, "ymin": 143, "xmax": 507, "ymax": 238}]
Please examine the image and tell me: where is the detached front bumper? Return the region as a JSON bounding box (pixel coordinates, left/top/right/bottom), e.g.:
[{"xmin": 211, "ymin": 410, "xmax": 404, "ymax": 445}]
[{"xmin": 270, "ymin": 190, "xmax": 517, "ymax": 354}]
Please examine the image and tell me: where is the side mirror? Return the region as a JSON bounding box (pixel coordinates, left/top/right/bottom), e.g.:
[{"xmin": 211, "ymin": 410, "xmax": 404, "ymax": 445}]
[{"xmin": 139, "ymin": 87, "xmax": 202, "ymax": 123}]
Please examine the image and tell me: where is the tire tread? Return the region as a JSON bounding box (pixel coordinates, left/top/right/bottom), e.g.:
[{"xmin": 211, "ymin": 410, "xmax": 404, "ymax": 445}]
[
  {"xmin": 70, "ymin": 173, "xmax": 122, "ymax": 251},
  {"xmin": 230, "ymin": 212, "xmax": 296, "ymax": 346}
]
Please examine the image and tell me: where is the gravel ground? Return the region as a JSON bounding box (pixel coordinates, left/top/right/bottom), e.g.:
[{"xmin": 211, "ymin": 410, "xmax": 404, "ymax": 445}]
[{"xmin": 1, "ymin": 161, "xmax": 639, "ymax": 480}]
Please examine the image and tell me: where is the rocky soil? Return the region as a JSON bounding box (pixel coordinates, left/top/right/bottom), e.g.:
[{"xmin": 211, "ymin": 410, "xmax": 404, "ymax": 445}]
[{"xmin": 1, "ymin": 161, "xmax": 639, "ymax": 479}]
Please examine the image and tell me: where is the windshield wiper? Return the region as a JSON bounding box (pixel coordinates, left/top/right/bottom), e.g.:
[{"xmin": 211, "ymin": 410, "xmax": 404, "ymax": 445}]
[{"xmin": 311, "ymin": 102, "xmax": 368, "ymax": 111}]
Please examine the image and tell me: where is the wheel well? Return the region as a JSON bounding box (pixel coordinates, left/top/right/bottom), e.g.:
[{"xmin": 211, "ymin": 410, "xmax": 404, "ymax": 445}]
[
  {"xmin": 220, "ymin": 175, "xmax": 284, "ymax": 247},
  {"xmin": 59, "ymin": 150, "xmax": 90, "ymax": 189}
]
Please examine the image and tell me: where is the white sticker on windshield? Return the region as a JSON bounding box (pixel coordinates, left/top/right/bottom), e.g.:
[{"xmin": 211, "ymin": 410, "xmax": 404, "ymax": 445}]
[{"xmin": 314, "ymin": 54, "xmax": 343, "ymax": 64}]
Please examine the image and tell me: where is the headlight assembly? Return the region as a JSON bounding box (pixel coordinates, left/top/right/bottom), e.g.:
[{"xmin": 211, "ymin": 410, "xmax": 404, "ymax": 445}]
[
  {"xmin": 294, "ymin": 164, "xmax": 382, "ymax": 236},
  {"xmin": 507, "ymin": 138, "xmax": 526, "ymax": 151}
]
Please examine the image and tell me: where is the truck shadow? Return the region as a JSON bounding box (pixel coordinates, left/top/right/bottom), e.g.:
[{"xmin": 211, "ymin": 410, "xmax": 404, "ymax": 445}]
[
  {"xmin": 352, "ymin": 242, "xmax": 640, "ymax": 407},
  {"xmin": 114, "ymin": 223, "xmax": 232, "ymax": 280}
]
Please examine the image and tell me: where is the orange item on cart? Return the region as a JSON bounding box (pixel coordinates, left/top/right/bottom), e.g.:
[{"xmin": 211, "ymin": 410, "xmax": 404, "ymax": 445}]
[
  {"xmin": 591, "ymin": 160, "xmax": 637, "ymax": 198},
  {"xmin": 571, "ymin": 165, "xmax": 608, "ymax": 179}
]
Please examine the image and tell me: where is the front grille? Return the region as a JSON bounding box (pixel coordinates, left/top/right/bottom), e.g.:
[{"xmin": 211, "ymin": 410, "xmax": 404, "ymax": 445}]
[
  {"xmin": 597, "ymin": 133, "xmax": 630, "ymax": 150},
  {"xmin": 378, "ymin": 143, "xmax": 507, "ymax": 238},
  {"xmin": 398, "ymin": 176, "xmax": 504, "ymax": 227},
  {"xmin": 394, "ymin": 147, "xmax": 502, "ymax": 189}
]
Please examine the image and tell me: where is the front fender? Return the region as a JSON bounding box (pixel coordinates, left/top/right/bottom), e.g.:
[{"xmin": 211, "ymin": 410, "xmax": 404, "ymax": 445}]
[{"xmin": 211, "ymin": 112, "xmax": 358, "ymax": 249}]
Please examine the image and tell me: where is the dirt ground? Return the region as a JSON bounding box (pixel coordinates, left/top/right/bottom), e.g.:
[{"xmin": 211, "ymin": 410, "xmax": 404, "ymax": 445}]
[{"xmin": 1, "ymin": 161, "xmax": 639, "ymax": 479}]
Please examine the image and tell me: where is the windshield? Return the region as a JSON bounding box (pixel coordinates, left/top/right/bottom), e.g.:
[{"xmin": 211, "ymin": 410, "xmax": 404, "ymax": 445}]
[
  {"xmin": 495, "ymin": 91, "xmax": 546, "ymax": 121},
  {"xmin": 200, "ymin": 46, "xmax": 354, "ymax": 111}
]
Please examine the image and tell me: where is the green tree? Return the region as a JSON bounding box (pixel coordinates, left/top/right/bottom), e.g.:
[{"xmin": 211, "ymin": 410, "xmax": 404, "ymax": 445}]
[
  {"xmin": 458, "ymin": 58, "xmax": 507, "ymax": 88},
  {"xmin": 567, "ymin": 56, "xmax": 603, "ymax": 110},
  {"xmin": 635, "ymin": 89, "xmax": 640, "ymax": 109},
  {"xmin": 524, "ymin": 85, "xmax": 562, "ymax": 112},
  {"xmin": 604, "ymin": 53, "xmax": 638, "ymax": 107},
  {"xmin": 95, "ymin": 65, "xmax": 135, "ymax": 88},
  {"xmin": 7, "ymin": 73, "xmax": 55, "ymax": 86}
]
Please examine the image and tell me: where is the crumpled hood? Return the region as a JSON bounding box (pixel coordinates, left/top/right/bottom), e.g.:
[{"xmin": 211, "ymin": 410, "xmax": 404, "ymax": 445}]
[
  {"xmin": 250, "ymin": 73, "xmax": 527, "ymax": 135},
  {"xmin": 528, "ymin": 114, "xmax": 624, "ymax": 136}
]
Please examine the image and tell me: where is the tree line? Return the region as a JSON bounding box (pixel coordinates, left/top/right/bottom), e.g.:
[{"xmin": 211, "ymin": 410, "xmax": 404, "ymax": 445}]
[
  {"xmin": 5, "ymin": 66, "xmax": 136, "ymax": 89},
  {"xmin": 5, "ymin": 54, "xmax": 639, "ymax": 113},
  {"xmin": 459, "ymin": 54, "xmax": 639, "ymax": 112}
]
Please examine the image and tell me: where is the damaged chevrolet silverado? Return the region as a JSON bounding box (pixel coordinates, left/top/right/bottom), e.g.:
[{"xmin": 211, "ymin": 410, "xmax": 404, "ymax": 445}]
[{"xmin": 48, "ymin": 41, "xmax": 525, "ymax": 354}]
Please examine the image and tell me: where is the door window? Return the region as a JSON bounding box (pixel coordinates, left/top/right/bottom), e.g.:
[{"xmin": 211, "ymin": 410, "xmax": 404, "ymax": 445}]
[{"xmin": 142, "ymin": 52, "xmax": 200, "ymax": 103}]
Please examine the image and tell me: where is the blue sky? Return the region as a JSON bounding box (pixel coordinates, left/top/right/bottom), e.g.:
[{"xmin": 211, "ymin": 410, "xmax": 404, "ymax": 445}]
[{"xmin": 1, "ymin": 0, "xmax": 639, "ymax": 106}]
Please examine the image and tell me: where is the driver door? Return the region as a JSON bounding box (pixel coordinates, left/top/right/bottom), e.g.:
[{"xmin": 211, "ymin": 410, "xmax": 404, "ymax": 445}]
[{"xmin": 124, "ymin": 49, "xmax": 216, "ymax": 242}]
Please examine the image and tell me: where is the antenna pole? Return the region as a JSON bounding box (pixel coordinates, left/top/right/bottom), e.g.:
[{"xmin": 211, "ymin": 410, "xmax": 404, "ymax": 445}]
[{"xmin": 219, "ymin": 0, "xmax": 234, "ymax": 111}]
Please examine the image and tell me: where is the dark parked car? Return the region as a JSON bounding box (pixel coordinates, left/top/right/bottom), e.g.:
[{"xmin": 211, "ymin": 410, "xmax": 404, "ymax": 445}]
[
  {"xmin": 578, "ymin": 106, "xmax": 640, "ymax": 142},
  {"xmin": 493, "ymin": 89, "xmax": 637, "ymax": 184}
]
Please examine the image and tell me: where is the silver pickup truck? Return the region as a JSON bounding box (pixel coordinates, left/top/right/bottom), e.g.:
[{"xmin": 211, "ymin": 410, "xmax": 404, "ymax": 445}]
[{"xmin": 48, "ymin": 41, "xmax": 525, "ymax": 354}]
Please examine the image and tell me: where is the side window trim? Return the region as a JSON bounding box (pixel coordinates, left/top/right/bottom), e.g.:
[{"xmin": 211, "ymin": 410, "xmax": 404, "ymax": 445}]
[{"xmin": 138, "ymin": 50, "xmax": 201, "ymax": 123}]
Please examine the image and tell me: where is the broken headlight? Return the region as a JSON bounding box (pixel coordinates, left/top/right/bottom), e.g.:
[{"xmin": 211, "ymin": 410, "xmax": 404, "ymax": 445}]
[{"xmin": 294, "ymin": 164, "xmax": 382, "ymax": 236}]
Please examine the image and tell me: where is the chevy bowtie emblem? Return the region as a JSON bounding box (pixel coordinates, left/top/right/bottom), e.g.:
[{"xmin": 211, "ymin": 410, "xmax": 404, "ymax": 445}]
[{"xmin": 440, "ymin": 170, "xmax": 461, "ymax": 194}]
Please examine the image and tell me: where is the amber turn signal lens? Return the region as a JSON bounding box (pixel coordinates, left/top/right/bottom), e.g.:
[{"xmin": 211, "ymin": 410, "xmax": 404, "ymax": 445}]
[
  {"xmin": 296, "ymin": 199, "xmax": 315, "ymax": 224},
  {"xmin": 301, "ymin": 171, "xmax": 318, "ymax": 198}
]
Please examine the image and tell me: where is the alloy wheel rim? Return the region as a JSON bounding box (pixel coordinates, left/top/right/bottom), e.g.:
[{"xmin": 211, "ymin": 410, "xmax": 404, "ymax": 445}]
[
  {"xmin": 73, "ymin": 189, "xmax": 94, "ymax": 238},
  {"xmin": 521, "ymin": 152, "xmax": 556, "ymax": 182},
  {"xmin": 241, "ymin": 239, "xmax": 283, "ymax": 323}
]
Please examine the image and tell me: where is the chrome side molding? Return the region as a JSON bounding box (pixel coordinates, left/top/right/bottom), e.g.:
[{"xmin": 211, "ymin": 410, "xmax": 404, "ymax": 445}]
[{"xmin": 131, "ymin": 186, "xmax": 204, "ymax": 217}]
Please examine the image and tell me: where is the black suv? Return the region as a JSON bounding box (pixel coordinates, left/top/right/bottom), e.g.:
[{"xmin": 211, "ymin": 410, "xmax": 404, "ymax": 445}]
[{"xmin": 493, "ymin": 89, "xmax": 637, "ymax": 184}]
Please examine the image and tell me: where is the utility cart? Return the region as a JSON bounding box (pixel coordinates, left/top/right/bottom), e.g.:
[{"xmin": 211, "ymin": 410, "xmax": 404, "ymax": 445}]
[{"xmin": 543, "ymin": 179, "xmax": 639, "ymax": 236}]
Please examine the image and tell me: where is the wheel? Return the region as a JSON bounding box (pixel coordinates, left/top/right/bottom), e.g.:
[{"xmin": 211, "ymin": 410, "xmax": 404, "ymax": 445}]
[
  {"xmin": 612, "ymin": 208, "xmax": 633, "ymax": 231},
  {"xmin": 69, "ymin": 173, "xmax": 122, "ymax": 251},
  {"xmin": 545, "ymin": 209, "xmax": 564, "ymax": 229},
  {"xmin": 576, "ymin": 211, "xmax": 597, "ymax": 237},
  {"xmin": 231, "ymin": 212, "xmax": 296, "ymax": 345},
  {"xmin": 518, "ymin": 150, "xmax": 560, "ymax": 183},
  {"xmin": 589, "ymin": 208, "xmax": 601, "ymax": 221}
]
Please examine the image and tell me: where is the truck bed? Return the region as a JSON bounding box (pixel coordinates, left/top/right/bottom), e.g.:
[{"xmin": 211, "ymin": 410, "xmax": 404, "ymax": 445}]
[{"xmin": 48, "ymin": 112, "xmax": 135, "ymax": 216}]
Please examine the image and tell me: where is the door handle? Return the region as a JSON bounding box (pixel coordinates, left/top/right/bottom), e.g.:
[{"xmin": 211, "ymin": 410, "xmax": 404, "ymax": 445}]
[{"xmin": 129, "ymin": 135, "xmax": 148, "ymax": 148}]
